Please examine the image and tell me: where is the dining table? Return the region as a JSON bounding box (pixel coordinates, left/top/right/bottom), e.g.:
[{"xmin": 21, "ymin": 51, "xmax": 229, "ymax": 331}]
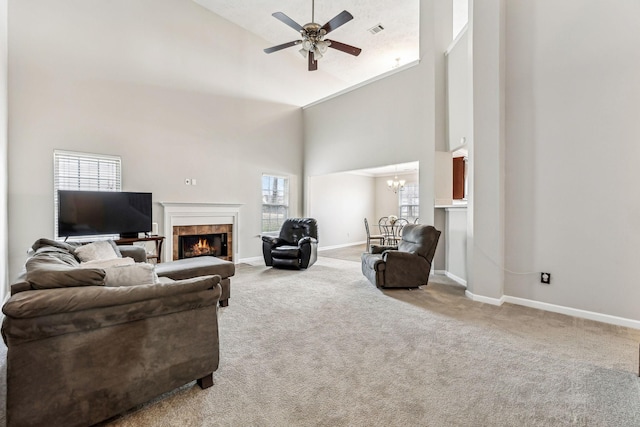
[{"xmin": 378, "ymin": 218, "xmax": 409, "ymax": 246}]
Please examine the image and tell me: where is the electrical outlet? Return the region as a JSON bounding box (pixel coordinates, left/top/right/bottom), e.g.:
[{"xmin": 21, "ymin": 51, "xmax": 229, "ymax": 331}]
[
  {"xmin": 541, "ymin": 272, "xmax": 551, "ymax": 284},
  {"xmin": 185, "ymin": 178, "xmax": 191, "ymax": 185}
]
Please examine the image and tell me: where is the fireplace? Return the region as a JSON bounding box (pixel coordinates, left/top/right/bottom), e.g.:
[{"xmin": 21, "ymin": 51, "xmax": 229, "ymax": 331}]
[
  {"xmin": 179, "ymin": 233, "xmax": 228, "ymax": 259},
  {"xmin": 161, "ymin": 202, "xmax": 240, "ymax": 263},
  {"xmin": 172, "ymin": 224, "xmax": 233, "ymax": 261}
]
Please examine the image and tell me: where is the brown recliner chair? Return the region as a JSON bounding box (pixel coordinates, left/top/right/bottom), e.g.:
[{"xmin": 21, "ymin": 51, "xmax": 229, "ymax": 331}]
[
  {"xmin": 361, "ymin": 224, "xmax": 441, "ymax": 288},
  {"xmin": 262, "ymin": 218, "xmax": 318, "ymax": 269}
]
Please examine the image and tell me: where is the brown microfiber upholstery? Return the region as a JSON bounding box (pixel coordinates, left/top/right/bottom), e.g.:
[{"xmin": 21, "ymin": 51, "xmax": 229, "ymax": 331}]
[
  {"xmin": 2, "ymin": 239, "xmax": 223, "ymax": 427},
  {"xmin": 155, "ymin": 256, "xmax": 234, "ymax": 305},
  {"xmin": 361, "ymin": 224, "xmax": 441, "ymax": 288},
  {"xmin": 155, "ymin": 255, "xmax": 235, "ymax": 280},
  {"xmin": 25, "ymin": 253, "xmax": 106, "ymax": 289},
  {"xmin": 117, "ymin": 244, "xmax": 147, "ymax": 262}
]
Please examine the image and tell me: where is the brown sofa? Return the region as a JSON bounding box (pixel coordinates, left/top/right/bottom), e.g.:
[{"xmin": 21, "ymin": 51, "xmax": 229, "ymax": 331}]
[{"xmin": 1, "ymin": 238, "xmax": 229, "ymax": 427}]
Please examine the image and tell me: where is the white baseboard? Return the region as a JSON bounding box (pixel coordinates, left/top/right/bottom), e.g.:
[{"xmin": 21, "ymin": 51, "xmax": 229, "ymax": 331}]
[
  {"xmin": 464, "ymin": 290, "xmax": 505, "ymax": 306},
  {"xmin": 236, "ymin": 256, "xmax": 263, "ymax": 265},
  {"xmin": 445, "ymin": 271, "xmax": 467, "ymax": 286},
  {"xmin": 318, "ymin": 241, "xmax": 366, "ymax": 252},
  {"xmin": 503, "ymin": 295, "xmax": 640, "ymax": 330},
  {"xmin": 462, "ymin": 289, "xmax": 640, "ymax": 329}
]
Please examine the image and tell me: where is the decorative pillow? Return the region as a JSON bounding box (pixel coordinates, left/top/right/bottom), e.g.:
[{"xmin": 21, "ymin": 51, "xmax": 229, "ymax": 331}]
[
  {"xmin": 79, "ymin": 257, "xmax": 135, "ymax": 268},
  {"xmin": 103, "ymin": 263, "xmax": 158, "ymax": 287},
  {"xmin": 107, "ymin": 240, "xmax": 123, "ymax": 257},
  {"xmin": 74, "ymin": 241, "xmax": 119, "ymax": 262},
  {"xmin": 31, "ymin": 238, "xmax": 80, "ymax": 253}
]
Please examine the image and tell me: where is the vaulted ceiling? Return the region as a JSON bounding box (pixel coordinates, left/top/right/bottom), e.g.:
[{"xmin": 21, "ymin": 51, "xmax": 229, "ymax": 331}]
[{"xmin": 193, "ymin": 0, "xmax": 420, "ymax": 104}]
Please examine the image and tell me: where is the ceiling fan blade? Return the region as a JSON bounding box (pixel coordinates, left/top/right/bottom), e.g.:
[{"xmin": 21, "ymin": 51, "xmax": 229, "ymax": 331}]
[
  {"xmin": 272, "ymin": 12, "xmax": 304, "ymax": 33},
  {"xmin": 263, "ymin": 40, "xmax": 302, "ymax": 54},
  {"xmin": 326, "ymin": 40, "xmax": 362, "ymax": 56},
  {"xmin": 308, "ymin": 51, "xmax": 318, "ymax": 71},
  {"xmin": 321, "ymin": 10, "xmax": 354, "ymax": 35}
]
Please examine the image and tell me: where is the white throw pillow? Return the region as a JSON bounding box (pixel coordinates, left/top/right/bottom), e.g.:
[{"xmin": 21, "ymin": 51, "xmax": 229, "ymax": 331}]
[
  {"xmin": 74, "ymin": 241, "xmax": 119, "ymax": 262},
  {"xmin": 103, "ymin": 263, "xmax": 158, "ymax": 287},
  {"xmin": 79, "ymin": 257, "xmax": 135, "ymax": 268}
]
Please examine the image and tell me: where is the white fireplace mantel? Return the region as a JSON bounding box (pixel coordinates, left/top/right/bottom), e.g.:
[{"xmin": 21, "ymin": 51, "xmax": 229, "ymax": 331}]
[{"xmin": 160, "ymin": 202, "xmax": 242, "ymax": 263}]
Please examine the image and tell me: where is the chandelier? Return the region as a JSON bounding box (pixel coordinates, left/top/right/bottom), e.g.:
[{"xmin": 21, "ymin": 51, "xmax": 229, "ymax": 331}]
[{"xmin": 387, "ymin": 175, "xmax": 406, "ymax": 193}]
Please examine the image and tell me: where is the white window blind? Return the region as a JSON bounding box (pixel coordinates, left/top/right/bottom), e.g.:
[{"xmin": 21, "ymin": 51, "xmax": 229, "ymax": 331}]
[
  {"xmin": 53, "ymin": 150, "xmax": 122, "ymax": 239},
  {"xmin": 399, "ymin": 183, "xmax": 419, "ymax": 222},
  {"xmin": 261, "ymin": 174, "xmax": 289, "ymax": 233}
]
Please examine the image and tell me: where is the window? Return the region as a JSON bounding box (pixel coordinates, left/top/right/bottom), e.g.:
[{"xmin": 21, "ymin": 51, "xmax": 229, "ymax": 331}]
[
  {"xmin": 261, "ymin": 174, "xmax": 289, "ymax": 233},
  {"xmin": 53, "ymin": 150, "xmax": 122, "ymax": 238},
  {"xmin": 399, "ymin": 183, "xmax": 419, "ymax": 222}
]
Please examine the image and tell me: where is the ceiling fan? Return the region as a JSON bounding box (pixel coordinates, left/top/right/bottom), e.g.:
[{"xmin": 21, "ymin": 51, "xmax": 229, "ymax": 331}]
[{"xmin": 263, "ymin": 0, "xmax": 362, "ymax": 71}]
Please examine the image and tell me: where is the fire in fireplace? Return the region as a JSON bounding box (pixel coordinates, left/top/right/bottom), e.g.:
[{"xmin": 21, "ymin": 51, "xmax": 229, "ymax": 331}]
[{"xmin": 178, "ymin": 233, "xmax": 228, "ymax": 259}]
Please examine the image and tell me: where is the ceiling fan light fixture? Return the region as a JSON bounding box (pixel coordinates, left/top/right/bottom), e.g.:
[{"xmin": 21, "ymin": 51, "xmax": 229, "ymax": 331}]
[
  {"xmin": 316, "ymin": 40, "xmax": 329, "ymax": 54},
  {"xmin": 264, "ymin": 2, "xmax": 361, "ymax": 71}
]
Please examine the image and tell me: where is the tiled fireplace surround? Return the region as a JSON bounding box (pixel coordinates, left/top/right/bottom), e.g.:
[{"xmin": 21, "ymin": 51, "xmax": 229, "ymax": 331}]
[
  {"xmin": 160, "ymin": 202, "xmax": 241, "ymax": 263},
  {"xmin": 173, "ymin": 224, "xmax": 232, "ymax": 261}
]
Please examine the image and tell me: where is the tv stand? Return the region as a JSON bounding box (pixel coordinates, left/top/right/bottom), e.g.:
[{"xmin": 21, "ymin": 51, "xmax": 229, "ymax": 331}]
[
  {"xmin": 119, "ymin": 232, "xmax": 139, "ymax": 239},
  {"xmin": 115, "ymin": 236, "xmax": 165, "ymax": 263}
]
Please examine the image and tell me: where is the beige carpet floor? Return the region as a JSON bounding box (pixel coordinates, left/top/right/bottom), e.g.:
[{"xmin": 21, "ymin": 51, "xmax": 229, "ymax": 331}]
[{"xmin": 3, "ymin": 246, "xmax": 640, "ymax": 426}]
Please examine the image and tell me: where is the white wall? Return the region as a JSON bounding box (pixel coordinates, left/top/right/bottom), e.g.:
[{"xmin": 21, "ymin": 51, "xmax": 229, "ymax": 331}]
[
  {"xmin": 465, "ymin": 0, "xmax": 505, "ymax": 301},
  {"xmin": 303, "ymin": 65, "xmax": 437, "ymax": 225},
  {"xmin": 504, "ymin": 1, "xmax": 640, "ymax": 320},
  {"xmin": 445, "ymin": 207, "xmax": 467, "ymax": 282},
  {"xmin": 304, "ymin": 0, "xmax": 453, "ymax": 229},
  {"xmin": 7, "ymin": 0, "xmax": 307, "ymax": 281},
  {"xmin": 0, "ymin": 0, "xmax": 7, "ymax": 296},
  {"xmin": 434, "ymin": 151, "xmax": 453, "ymax": 205},
  {"xmin": 306, "ymin": 171, "xmax": 420, "ymax": 249},
  {"xmin": 307, "ymin": 173, "xmax": 374, "ymax": 248},
  {"xmin": 446, "ymin": 28, "xmax": 469, "ymax": 152}
]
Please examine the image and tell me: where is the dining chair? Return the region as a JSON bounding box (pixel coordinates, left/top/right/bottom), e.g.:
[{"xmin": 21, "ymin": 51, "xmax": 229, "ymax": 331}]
[
  {"xmin": 364, "ymin": 218, "xmax": 385, "ymax": 252},
  {"xmin": 378, "ymin": 216, "xmax": 393, "ymax": 245},
  {"xmin": 387, "ymin": 218, "xmax": 409, "ymax": 245}
]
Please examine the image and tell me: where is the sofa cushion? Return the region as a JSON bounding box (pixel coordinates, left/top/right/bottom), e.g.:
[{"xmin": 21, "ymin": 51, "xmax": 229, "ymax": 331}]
[
  {"xmin": 74, "ymin": 241, "xmax": 119, "ymax": 262},
  {"xmin": 2, "ymin": 275, "xmax": 221, "ymax": 319},
  {"xmin": 25, "ymin": 248, "xmax": 105, "ymax": 290},
  {"xmin": 31, "ymin": 245, "xmax": 80, "ymax": 265},
  {"xmin": 31, "ymin": 237, "xmax": 80, "ymax": 253},
  {"xmin": 103, "ymin": 263, "xmax": 158, "ymax": 287},
  {"xmin": 155, "ymin": 256, "xmax": 235, "ymax": 280}
]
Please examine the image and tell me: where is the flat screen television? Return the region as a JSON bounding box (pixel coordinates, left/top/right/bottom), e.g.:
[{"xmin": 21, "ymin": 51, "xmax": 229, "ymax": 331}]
[{"xmin": 58, "ymin": 190, "xmax": 152, "ymax": 238}]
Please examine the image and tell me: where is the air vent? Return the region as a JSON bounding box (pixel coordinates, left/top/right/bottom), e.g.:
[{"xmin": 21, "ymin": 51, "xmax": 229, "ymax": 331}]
[{"xmin": 368, "ymin": 24, "xmax": 385, "ymax": 35}]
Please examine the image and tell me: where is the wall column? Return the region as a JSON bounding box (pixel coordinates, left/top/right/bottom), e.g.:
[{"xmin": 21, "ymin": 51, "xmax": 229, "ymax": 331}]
[{"xmin": 465, "ymin": 0, "xmax": 505, "ymax": 302}]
